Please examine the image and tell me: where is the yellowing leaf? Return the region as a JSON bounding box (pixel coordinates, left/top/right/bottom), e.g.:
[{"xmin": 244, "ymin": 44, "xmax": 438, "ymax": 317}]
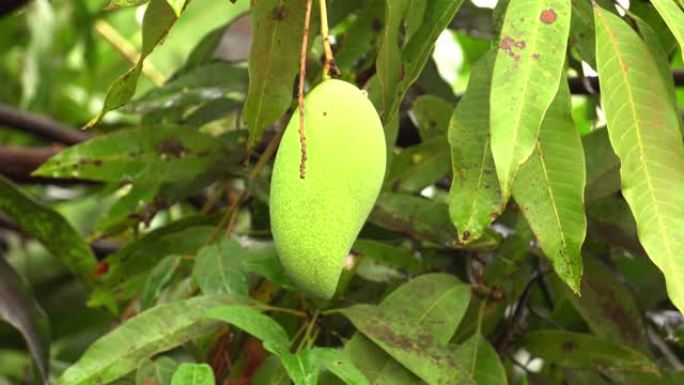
[
  {"xmin": 594, "ymin": 5, "xmax": 684, "ymax": 314},
  {"xmin": 490, "ymin": 0, "xmax": 571, "ymax": 202}
]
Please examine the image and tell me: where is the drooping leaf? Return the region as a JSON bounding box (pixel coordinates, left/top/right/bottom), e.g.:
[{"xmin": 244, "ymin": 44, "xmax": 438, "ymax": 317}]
[
  {"xmin": 377, "ymin": 0, "xmax": 465, "ymax": 121},
  {"xmin": 411, "ymin": 95, "xmax": 453, "ymax": 140},
  {"xmin": 57, "ymin": 294, "xmax": 248, "ymax": 385},
  {"xmin": 650, "ymin": 0, "xmax": 684, "ymax": 62},
  {"xmin": 311, "ymin": 348, "xmax": 369, "ymax": 385},
  {"xmin": 88, "ymin": 0, "xmax": 184, "ymax": 127},
  {"xmin": 386, "ymin": 136, "xmax": 451, "ymax": 193},
  {"xmin": 490, "ymin": 0, "xmax": 572, "ymax": 201},
  {"xmin": 0, "ymin": 258, "xmax": 50, "ymax": 385},
  {"xmin": 0, "ymin": 176, "xmax": 97, "ymax": 287},
  {"xmin": 193, "ymin": 239, "xmax": 249, "ymax": 296},
  {"xmin": 594, "ymin": 5, "xmax": 684, "ymax": 314},
  {"xmin": 34, "ymin": 126, "xmax": 237, "ymax": 184},
  {"xmin": 448, "ymin": 50, "xmax": 502, "ymax": 244},
  {"xmin": 512, "ymin": 80, "xmax": 586, "ymax": 293},
  {"xmin": 170, "ymin": 363, "xmax": 214, "ymax": 385},
  {"xmin": 345, "ymin": 274, "xmax": 472, "ymax": 385},
  {"xmin": 243, "ymin": 0, "xmax": 313, "ymax": 147},
  {"xmin": 352, "ymin": 239, "xmax": 426, "ymax": 274},
  {"xmin": 452, "ymin": 334, "xmax": 507, "ymax": 385},
  {"xmin": 522, "ymin": 330, "xmax": 658, "ymax": 374},
  {"xmin": 552, "ymin": 257, "xmax": 647, "ymax": 349}
]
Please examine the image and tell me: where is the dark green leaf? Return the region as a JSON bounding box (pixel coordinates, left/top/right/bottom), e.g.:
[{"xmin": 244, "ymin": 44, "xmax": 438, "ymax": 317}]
[
  {"xmin": 0, "ymin": 257, "xmax": 50, "ymax": 384},
  {"xmin": 135, "ymin": 357, "xmax": 178, "ymax": 385},
  {"xmin": 582, "ymin": 128, "xmax": 620, "ymax": 203},
  {"xmin": 140, "ymin": 255, "xmax": 184, "ymax": 310},
  {"xmin": 411, "ymin": 95, "xmax": 453, "ymax": 140},
  {"xmin": 452, "ymin": 334, "xmax": 507, "ymax": 385},
  {"xmin": 0, "ymin": 176, "xmax": 97, "ymax": 287},
  {"xmin": 522, "ymin": 330, "xmax": 658, "ymax": 374},
  {"xmin": 243, "ymin": 0, "xmax": 313, "ymax": 147},
  {"xmin": 386, "ymin": 136, "xmax": 451, "ymax": 193}
]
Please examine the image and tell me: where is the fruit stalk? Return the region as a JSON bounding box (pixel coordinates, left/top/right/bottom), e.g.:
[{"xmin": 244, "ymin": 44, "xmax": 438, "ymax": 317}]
[{"xmin": 297, "ymin": 0, "xmax": 314, "ymax": 179}]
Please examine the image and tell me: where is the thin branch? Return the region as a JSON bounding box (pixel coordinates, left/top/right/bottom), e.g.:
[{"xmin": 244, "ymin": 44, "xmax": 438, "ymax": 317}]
[
  {"xmin": 318, "ymin": 0, "xmax": 338, "ymax": 79},
  {"xmin": 297, "ymin": 0, "xmax": 314, "ymax": 179},
  {"xmin": 0, "ymin": 103, "xmax": 90, "ymax": 145}
]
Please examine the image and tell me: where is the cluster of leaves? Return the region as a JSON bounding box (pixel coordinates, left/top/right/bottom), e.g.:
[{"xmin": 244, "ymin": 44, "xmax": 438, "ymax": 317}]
[{"xmin": 1, "ymin": 0, "xmax": 684, "ymax": 384}]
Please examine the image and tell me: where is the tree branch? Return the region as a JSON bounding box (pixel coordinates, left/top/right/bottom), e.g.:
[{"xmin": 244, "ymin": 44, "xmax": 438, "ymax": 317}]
[{"xmin": 0, "ymin": 103, "xmax": 90, "ymax": 145}]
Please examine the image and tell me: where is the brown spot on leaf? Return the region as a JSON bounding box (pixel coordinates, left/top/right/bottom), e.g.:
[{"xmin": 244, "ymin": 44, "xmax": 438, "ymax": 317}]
[
  {"xmin": 562, "ymin": 340, "xmax": 577, "ymax": 352},
  {"xmin": 532, "ymin": 53, "xmax": 541, "ymax": 60},
  {"xmin": 272, "ymin": 6, "xmax": 287, "ymax": 20},
  {"xmin": 156, "ymin": 138, "xmax": 187, "ymax": 158},
  {"xmin": 499, "ymin": 36, "xmax": 526, "ymax": 62},
  {"xmin": 540, "ymin": 9, "xmax": 557, "ymax": 24}
]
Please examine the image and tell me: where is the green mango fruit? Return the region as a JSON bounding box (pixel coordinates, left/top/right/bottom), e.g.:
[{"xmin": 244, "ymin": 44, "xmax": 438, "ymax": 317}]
[{"xmin": 269, "ymin": 79, "xmax": 386, "ymax": 299}]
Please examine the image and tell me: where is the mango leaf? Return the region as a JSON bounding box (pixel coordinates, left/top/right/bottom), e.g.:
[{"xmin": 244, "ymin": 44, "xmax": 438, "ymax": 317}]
[
  {"xmin": 378, "ymin": 0, "xmax": 464, "ymax": 121},
  {"xmin": 88, "ymin": 0, "xmax": 183, "ymax": 127},
  {"xmin": 650, "ymin": 0, "xmax": 684, "ymax": 62},
  {"xmin": 386, "ymin": 136, "xmax": 451, "ymax": 193},
  {"xmin": 240, "ymin": 244, "xmax": 296, "ymax": 290},
  {"xmin": 124, "ymin": 62, "xmax": 248, "ymax": 115},
  {"xmin": 34, "ymin": 126, "xmax": 235, "ymax": 183},
  {"xmin": 370, "ymin": 193, "xmax": 459, "ymax": 248},
  {"xmin": 582, "ymin": 128, "xmax": 620, "ymax": 203},
  {"xmin": 448, "ymin": 50, "xmax": 501, "ymax": 244},
  {"xmin": 90, "ymin": 224, "xmax": 215, "ymax": 310},
  {"xmin": 311, "ymin": 348, "xmax": 369, "ymax": 385},
  {"xmin": 341, "ymin": 305, "xmax": 472, "ymax": 385},
  {"xmin": 452, "ymin": 334, "xmax": 507, "ymax": 385},
  {"xmin": 0, "ymin": 258, "xmax": 50, "ymax": 385},
  {"xmin": 570, "ymin": 0, "xmax": 596, "ymax": 66},
  {"xmin": 490, "ymin": 0, "xmax": 572, "ymax": 201},
  {"xmin": 140, "ymin": 255, "xmax": 184, "ymax": 310},
  {"xmin": 352, "ymin": 239, "xmax": 426, "ymax": 274},
  {"xmin": 166, "ymin": 0, "xmax": 189, "ymax": 17},
  {"xmin": 512, "ymin": 80, "xmax": 586, "ymax": 293},
  {"xmin": 594, "ymin": 5, "xmax": 684, "ymax": 314},
  {"xmin": 205, "ymin": 305, "xmax": 318, "ymax": 385},
  {"xmin": 243, "ymin": 0, "xmax": 312, "ymax": 147},
  {"xmin": 345, "ymin": 274, "xmax": 472, "ymax": 385},
  {"xmin": 57, "ymin": 294, "xmax": 248, "ymax": 385},
  {"xmin": 411, "ymin": 95, "xmax": 453, "ymax": 140},
  {"xmin": 135, "ymin": 357, "xmax": 178, "ymax": 385},
  {"xmin": 522, "ymin": 330, "xmax": 658, "ymax": 374},
  {"xmin": 552, "ymin": 257, "xmax": 647, "ymax": 350},
  {"xmin": 587, "ymin": 196, "xmax": 643, "ymax": 257},
  {"xmin": 0, "ymin": 176, "xmax": 97, "ymax": 287},
  {"xmin": 170, "ymin": 363, "xmax": 214, "ymax": 385},
  {"xmin": 108, "ymin": 0, "xmax": 149, "ymax": 8},
  {"xmin": 193, "ymin": 239, "xmax": 249, "ymax": 296}
]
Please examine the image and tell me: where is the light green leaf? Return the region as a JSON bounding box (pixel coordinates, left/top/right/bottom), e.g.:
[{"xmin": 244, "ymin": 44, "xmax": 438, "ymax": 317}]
[
  {"xmin": 170, "ymin": 363, "xmax": 214, "ymax": 385},
  {"xmin": 512, "ymin": 80, "xmax": 586, "ymax": 293},
  {"xmin": 594, "ymin": 5, "xmax": 684, "ymax": 314},
  {"xmin": 243, "ymin": 0, "xmax": 313, "ymax": 147},
  {"xmin": 140, "ymin": 255, "xmax": 184, "ymax": 310},
  {"xmin": 0, "ymin": 176, "xmax": 97, "ymax": 287},
  {"xmin": 193, "ymin": 239, "xmax": 249, "ymax": 296},
  {"xmin": 58, "ymin": 295, "xmax": 248, "ymax": 385},
  {"xmin": 490, "ymin": 0, "xmax": 572, "ymax": 201},
  {"xmin": 448, "ymin": 50, "xmax": 501, "ymax": 244},
  {"xmin": 522, "ymin": 330, "xmax": 658, "ymax": 374},
  {"xmin": 453, "ymin": 334, "xmax": 507, "ymax": 385},
  {"xmin": 88, "ymin": 0, "xmax": 183, "ymax": 127},
  {"xmin": 651, "ymin": 0, "xmax": 684, "ymax": 62},
  {"xmin": 166, "ymin": 0, "xmax": 189, "ymax": 17},
  {"xmin": 311, "ymin": 348, "xmax": 369, "ymax": 385}
]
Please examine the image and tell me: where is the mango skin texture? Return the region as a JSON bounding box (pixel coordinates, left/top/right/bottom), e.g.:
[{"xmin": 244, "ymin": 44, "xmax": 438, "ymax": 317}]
[{"xmin": 269, "ymin": 79, "xmax": 386, "ymax": 299}]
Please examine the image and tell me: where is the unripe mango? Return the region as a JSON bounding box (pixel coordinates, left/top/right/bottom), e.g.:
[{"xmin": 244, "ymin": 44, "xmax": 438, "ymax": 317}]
[{"xmin": 269, "ymin": 79, "xmax": 386, "ymax": 299}]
